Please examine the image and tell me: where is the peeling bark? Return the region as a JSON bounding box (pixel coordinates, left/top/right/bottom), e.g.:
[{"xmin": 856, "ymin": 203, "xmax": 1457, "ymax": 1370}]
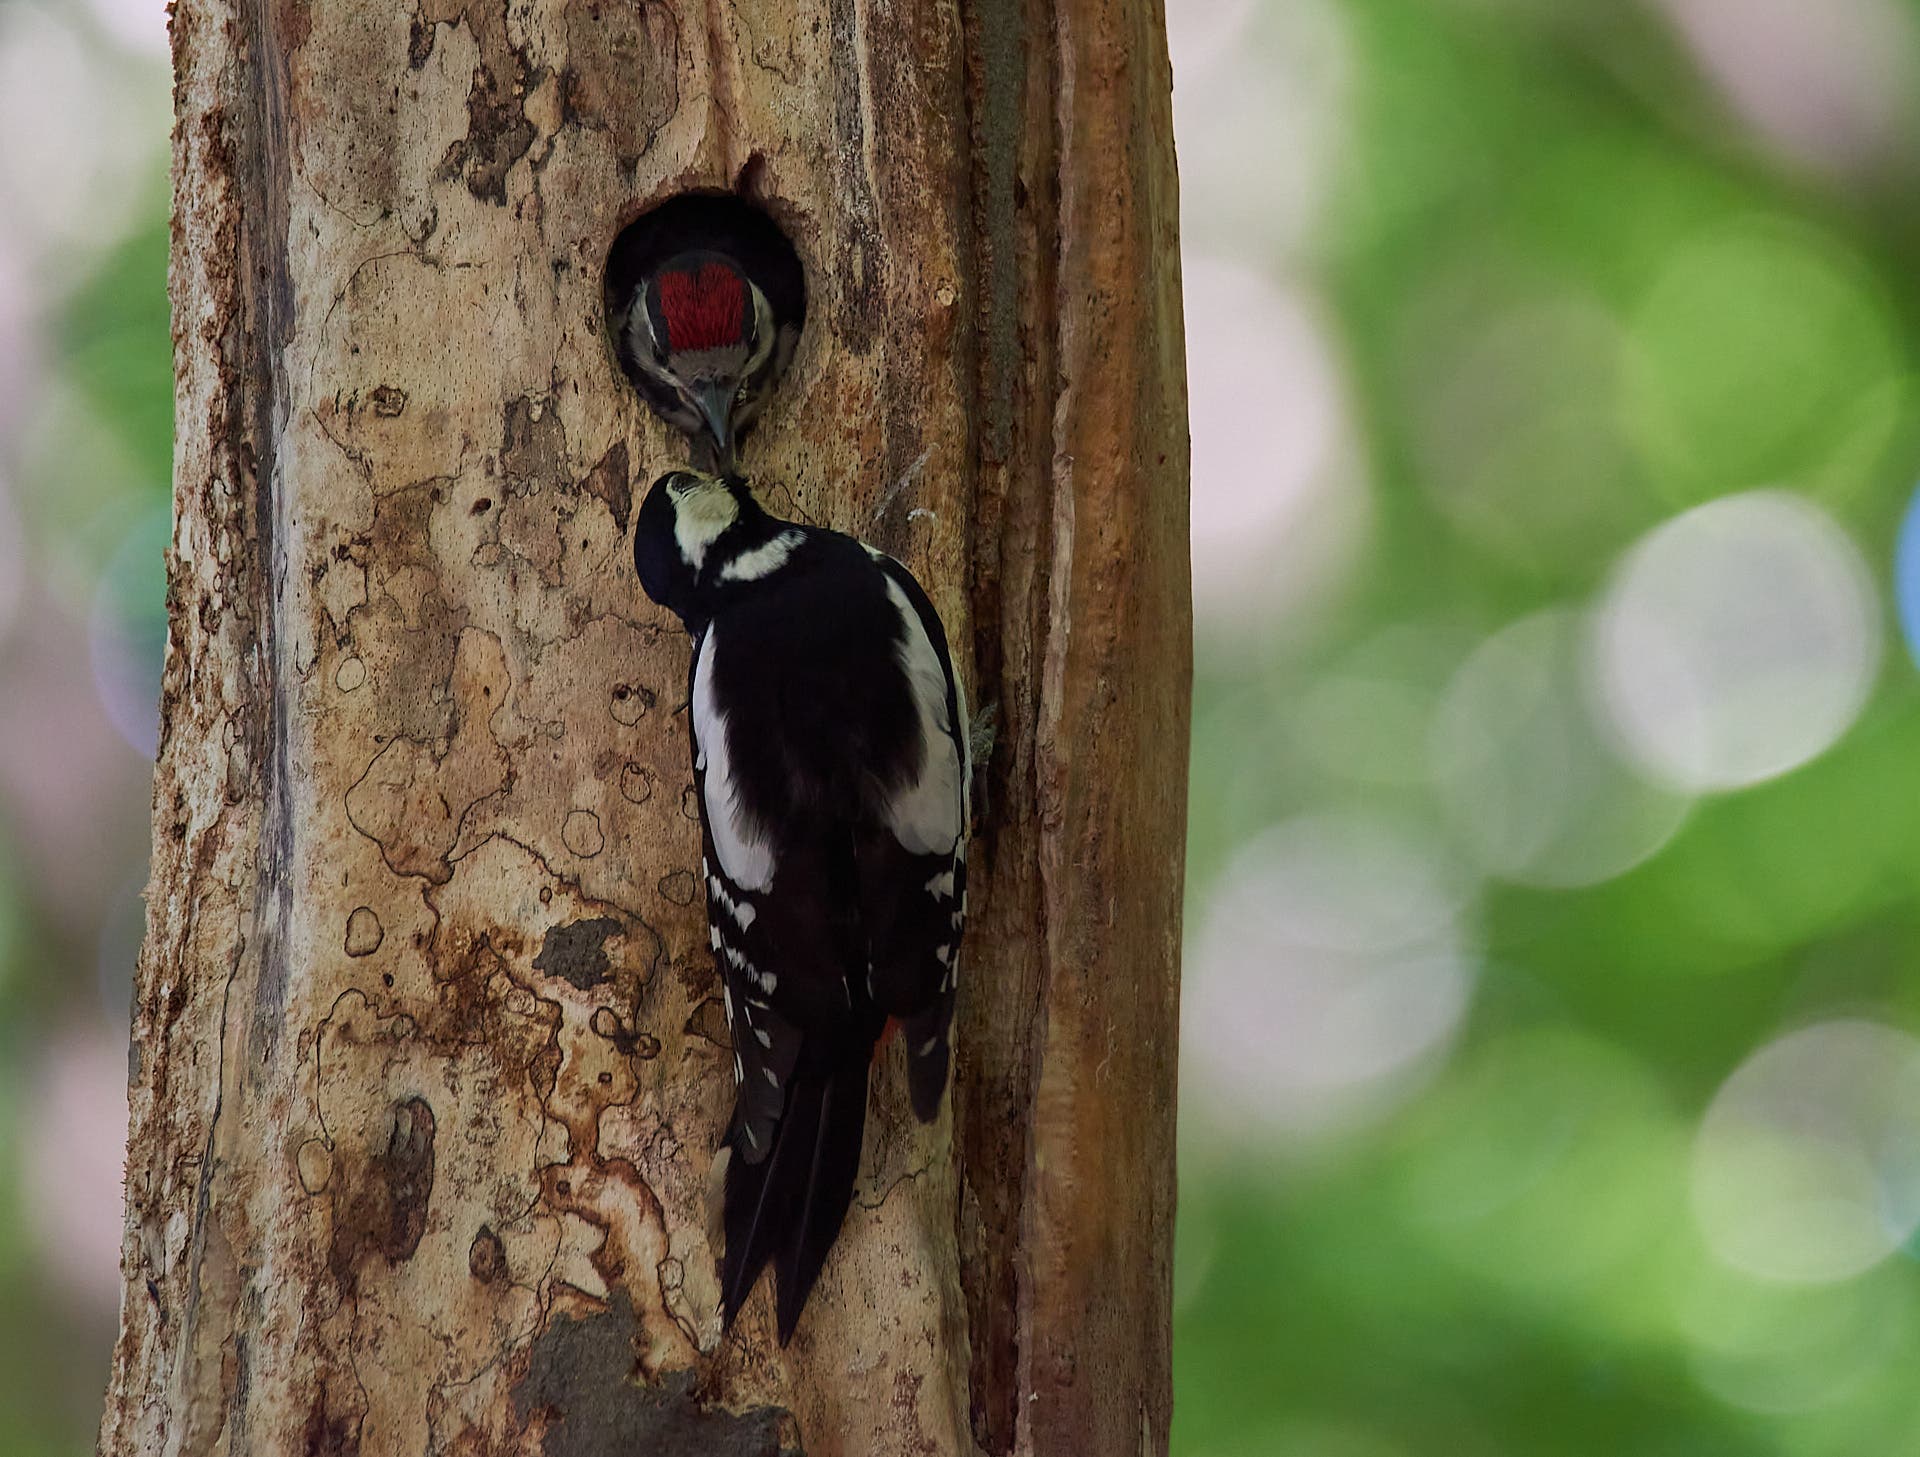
[{"xmin": 102, "ymin": 0, "xmax": 1188, "ymax": 1453}]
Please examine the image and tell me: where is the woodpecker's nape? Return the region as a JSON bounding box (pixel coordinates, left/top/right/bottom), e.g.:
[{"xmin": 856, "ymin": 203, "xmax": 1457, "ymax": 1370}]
[{"xmin": 606, "ymin": 198, "xmax": 805, "ymax": 474}]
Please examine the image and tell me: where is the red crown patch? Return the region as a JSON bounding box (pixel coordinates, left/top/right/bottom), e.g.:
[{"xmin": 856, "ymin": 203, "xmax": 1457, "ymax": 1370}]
[{"xmin": 658, "ymin": 262, "xmax": 749, "ymax": 353}]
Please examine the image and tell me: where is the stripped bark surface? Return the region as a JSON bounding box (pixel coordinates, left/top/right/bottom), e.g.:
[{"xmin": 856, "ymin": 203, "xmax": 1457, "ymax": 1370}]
[{"xmin": 102, "ymin": 0, "xmax": 1188, "ymax": 1453}]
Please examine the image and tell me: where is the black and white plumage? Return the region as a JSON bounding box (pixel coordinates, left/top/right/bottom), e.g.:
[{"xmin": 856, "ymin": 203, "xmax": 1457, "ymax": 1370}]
[
  {"xmin": 607, "ymin": 203, "xmax": 805, "ymax": 475},
  {"xmin": 632, "ymin": 469, "xmax": 969, "ymax": 1343}
]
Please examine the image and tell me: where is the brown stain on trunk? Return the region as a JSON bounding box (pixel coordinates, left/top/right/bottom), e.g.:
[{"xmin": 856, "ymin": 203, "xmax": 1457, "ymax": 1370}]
[{"xmin": 327, "ymin": 1097, "xmax": 437, "ymax": 1293}]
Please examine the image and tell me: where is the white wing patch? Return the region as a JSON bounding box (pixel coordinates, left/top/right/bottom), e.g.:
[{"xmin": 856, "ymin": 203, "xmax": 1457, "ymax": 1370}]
[
  {"xmin": 720, "ymin": 528, "xmax": 805, "ymax": 583},
  {"xmin": 692, "ymin": 627, "xmax": 776, "ymax": 891},
  {"xmin": 880, "ymin": 575, "xmax": 965, "ymax": 857}
]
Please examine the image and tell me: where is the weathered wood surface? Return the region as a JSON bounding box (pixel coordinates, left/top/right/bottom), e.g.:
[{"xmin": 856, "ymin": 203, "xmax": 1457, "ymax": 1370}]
[{"xmin": 101, "ymin": 0, "xmax": 1188, "ymax": 1452}]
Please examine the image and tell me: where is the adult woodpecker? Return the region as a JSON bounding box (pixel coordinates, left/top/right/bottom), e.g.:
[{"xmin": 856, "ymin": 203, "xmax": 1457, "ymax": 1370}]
[
  {"xmin": 608, "ymin": 208, "xmax": 805, "ymax": 474},
  {"xmin": 632, "ymin": 469, "xmax": 969, "ymax": 1342}
]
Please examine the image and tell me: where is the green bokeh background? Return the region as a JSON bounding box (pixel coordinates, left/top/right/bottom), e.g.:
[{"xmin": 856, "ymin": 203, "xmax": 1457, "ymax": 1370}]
[
  {"xmin": 1177, "ymin": 3, "xmax": 1920, "ymax": 1455},
  {"xmin": 8, "ymin": 0, "xmax": 1920, "ymax": 1451}
]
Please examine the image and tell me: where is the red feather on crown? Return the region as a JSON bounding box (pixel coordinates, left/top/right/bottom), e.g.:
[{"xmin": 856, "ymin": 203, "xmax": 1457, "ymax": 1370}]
[{"xmin": 658, "ymin": 262, "xmax": 749, "ymax": 353}]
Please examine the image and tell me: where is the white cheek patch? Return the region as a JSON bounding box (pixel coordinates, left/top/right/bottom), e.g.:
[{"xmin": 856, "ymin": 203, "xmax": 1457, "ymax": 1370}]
[
  {"xmin": 626, "ymin": 301, "xmax": 672, "ymax": 379},
  {"xmin": 745, "ymin": 286, "xmax": 776, "ymax": 374},
  {"xmin": 693, "ymin": 628, "xmax": 776, "ymax": 891},
  {"xmin": 675, "ymin": 483, "xmax": 741, "ymax": 572},
  {"xmin": 879, "ymin": 574, "xmax": 965, "ymax": 857},
  {"xmin": 719, "ymin": 529, "xmax": 805, "ymax": 583}
]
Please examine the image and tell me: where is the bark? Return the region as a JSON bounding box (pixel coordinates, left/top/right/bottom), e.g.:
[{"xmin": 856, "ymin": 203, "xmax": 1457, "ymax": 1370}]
[{"xmin": 101, "ymin": 0, "xmax": 1188, "ymax": 1452}]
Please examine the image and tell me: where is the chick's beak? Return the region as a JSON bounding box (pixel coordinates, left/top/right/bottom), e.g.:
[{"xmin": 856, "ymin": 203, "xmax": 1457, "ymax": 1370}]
[{"xmin": 691, "ymin": 380, "xmax": 737, "ymax": 473}]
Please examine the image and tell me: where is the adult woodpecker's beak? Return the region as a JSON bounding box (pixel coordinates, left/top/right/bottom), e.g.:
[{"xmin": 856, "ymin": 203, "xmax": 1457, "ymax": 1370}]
[{"xmin": 692, "ymin": 381, "xmax": 737, "ymax": 472}]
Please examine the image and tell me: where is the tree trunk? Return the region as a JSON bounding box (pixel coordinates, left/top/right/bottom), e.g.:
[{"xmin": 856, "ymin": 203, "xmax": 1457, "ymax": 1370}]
[{"xmin": 101, "ymin": 0, "xmax": 1188, "ymax": 1452}]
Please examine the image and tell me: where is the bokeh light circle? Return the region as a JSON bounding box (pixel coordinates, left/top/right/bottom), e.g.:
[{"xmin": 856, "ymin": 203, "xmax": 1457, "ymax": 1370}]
[
  {"xmin": 1432, "ymin": 609, "xmax": 1690, "ymax": 887},
  {"xmin": 0, "ymin": 472, "xmax": 29, "ymax": 649},
  {"xmin": 1184, "ymin": 254, "xmax": 1366, "ymax": 636},
  {"xmin": 1172, "ymin": 0, "xmax": 1350, "ymax": 258},
  {"xmin": 96, "ymin": 863, "xmax": 147, "ymax": 1033},
  {"xmin": 88, "ymin": 506, "xmax": 170, "ymax": 759},
  {"xmin": 23, "ymin": 1022, "xmax": 130, "ymax": 1312},
  {"xmin": 1626, "ymin": 220, "xmax": 1902, "ymax": 504},
  {"xmin": 1294, "ymin": 623, "xmax": 1477, "ymax": 790},
  {"xmin": 1692, "ymin": 1021, "xmax": 1920, "ymax": 1285},
  {"xmin": 1184, "ymin": 811, "xmax": 1476, "ymax": 1138},
  {"xmin": 1591, "ymin": 491, "xmax": 1880, "ymax": 794},
  {"xmin": 1655, "ymin": 0, "xmax": 1919, "ymax": 177},
  {"xmin": 0, "ymin": 6, "xmax": 160, "ymax": 265},
  {"xmin": 1165, "ymin": 0, "xmax": 1257, "ymax": 85},
  {"xmin": 1405, "ymin": 288, "xmax": 1659, "ymax": 574},
  {"xmin": 1679, "ymin": 1262, "xmax": 1912, "ymax": 1416},
  {"xmin": 1401, "ymin": 1028, "xmax": 1683, "ymax": 1300},
  {"xmin": 86, "ymin": 0, "xmax": 173, "ymax": 56},
  {"xmin": 1895, "ymin": 483, "xmax": 1920, "ymax": 668}
]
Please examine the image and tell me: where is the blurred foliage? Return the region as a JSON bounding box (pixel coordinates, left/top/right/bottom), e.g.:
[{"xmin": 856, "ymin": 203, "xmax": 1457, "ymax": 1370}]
[
  {"xmin": 1179, "ymin": 2, "xmax": 1920, "ymax": 1455},
  {"xmin": 61, "ymin": 212, "xmax": 172, "ymax": 483},
  {"xmin": 0, "ymin": 38, "xmax": 173, "ymax": 1457}
]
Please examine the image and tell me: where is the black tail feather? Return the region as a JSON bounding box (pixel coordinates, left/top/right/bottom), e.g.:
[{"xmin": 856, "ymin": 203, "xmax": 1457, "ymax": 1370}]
[
  {"xmin": 720, "ymin": 1085, "xmax": 810, "ymax": 1329},
  {"xmin": 721, "ymin": 1050, "xmax": 871, "ymax": 1344},
  {"xmin": 775, "ymin": 1053, "xmax": 868, "ymax": 1341}
]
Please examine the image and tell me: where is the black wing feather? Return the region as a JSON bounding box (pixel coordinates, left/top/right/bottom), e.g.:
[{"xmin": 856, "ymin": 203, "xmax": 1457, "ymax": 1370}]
[{"xmin": 685, "ymin": 538, "xmax": 968, "ymax": 1342}]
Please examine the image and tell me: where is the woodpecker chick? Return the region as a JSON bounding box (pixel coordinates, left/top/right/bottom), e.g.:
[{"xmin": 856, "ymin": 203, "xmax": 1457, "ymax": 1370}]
[
  {"xmin": 613, "ymin": 231, "xmax": 804, "ymax": 474},
  {"xmin": 633, "ymin": 469, "xmax": 969, "ymax": 1343}
]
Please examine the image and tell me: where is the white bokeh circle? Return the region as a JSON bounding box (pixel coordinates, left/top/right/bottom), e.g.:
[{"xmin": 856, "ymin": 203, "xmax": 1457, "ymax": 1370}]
[
  {"xmin": 1680, "ymin": 1264, "xmax": 1912, "ymax": 1417},
  {"xmin": 1433, "ymin": 609, "xmax": 1690, "ymax": 887},
  {"xmin": 1654, "ymin": 0, "xmax": 1919, "ymax": 177},
  {"xmin": 1692, "ymin": 1021, "xmax": 1920, "ymax": 1285},
  {"xmin": 1184, "ymin": 254, "xmax": 1367, "ymax": 634},
  {"xmin": 1164, "ymin": 0, "xmax": 1258, "ymax": 85},
  {"xmin": 86, "ymin": 0, "xmax": 172, "ymax": 56},
  {"xmin": 1172, "ymin": 0, "xmax": 1350, "ymax": 258},
  {"xmin": 1184, "ymin": 812, "xmax": 1476, "ymax": 1138},
  {"xmin": 1591, "ymin": 492, "xmax": 1880, "ymax": 794},
  {"xmin": 23, "ymin": 1023, "xmax": 130, "ymax": 1311},
  {"xmin": 0, "ymin": 472, "xmax": 28, "ymax": 651},
  {"xmin": 0, "ymin": 7, "xmax": 161, "ymax": 265}
]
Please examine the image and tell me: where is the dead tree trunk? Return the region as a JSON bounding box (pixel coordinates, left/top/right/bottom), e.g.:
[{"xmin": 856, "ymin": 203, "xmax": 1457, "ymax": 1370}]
[{"xmin": 101, "ymin": 0, "xmax": 1188, "ymax": 1452}]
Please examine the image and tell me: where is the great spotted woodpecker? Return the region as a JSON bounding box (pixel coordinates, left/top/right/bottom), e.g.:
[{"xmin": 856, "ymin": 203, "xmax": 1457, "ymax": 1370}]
[
  {"xmin": 609, "ymin": 213, "xmax": 804, "ymax": 474},
  {"xmin": 632, "ymin": 469, "xmax": 969, "ymax": 1342}
]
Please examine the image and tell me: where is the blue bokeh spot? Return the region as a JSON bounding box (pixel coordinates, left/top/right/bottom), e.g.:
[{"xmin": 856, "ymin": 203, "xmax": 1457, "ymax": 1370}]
[{"xmin": 1899, "ymin": 486, "xmax": 1920, "ymax": 669}]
